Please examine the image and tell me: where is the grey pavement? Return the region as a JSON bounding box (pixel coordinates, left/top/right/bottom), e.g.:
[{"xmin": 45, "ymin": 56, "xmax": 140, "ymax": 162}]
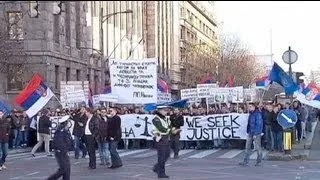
[{"xmin": 2, "ymin": 148, "xmax": 320, "ymax": 180}]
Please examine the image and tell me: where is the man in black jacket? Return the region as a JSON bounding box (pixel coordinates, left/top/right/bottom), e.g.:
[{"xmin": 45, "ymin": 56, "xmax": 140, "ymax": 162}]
[
  {"xmin": 31, "ymin": 109, "xmax": 52, "ymax": 157},
  {"xmin": 47, "ymin": 115, "xmax": 74, "ymax": 180},
  {"xmin": 107, "ymin": 107, "xmax": 122, "ymax": 169},
  {"xmin": 170, "ymin": 108, "xmax": 184, "ymax": 159},
  {"xmin": 84, "ymin": 107, "xmax": 99, "ymax": 169},
  {"xmin": 71, "ymin": 107, "xmax": 87, "ymax": 159}
]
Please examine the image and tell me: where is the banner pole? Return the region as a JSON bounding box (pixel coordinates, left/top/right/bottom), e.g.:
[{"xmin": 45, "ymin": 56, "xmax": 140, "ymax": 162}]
[{"xmin": 206, "ymin": 98, "xmax": 209, "ymax": 114}]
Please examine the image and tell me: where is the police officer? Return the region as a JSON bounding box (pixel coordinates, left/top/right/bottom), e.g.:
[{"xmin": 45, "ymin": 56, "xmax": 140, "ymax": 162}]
[
  {"xmin": 47, "ymin": 115, "xmax": 74, "ymax": 180},
  {"xmin": 152, "ymin": 106, "xmax": 175, "ymax": 179}
]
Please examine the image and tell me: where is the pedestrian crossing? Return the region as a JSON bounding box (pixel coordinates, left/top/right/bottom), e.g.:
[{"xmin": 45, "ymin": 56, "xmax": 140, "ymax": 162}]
[{"xmin": 7, "ymin": 148, "xmax": 270, "ymax": 162}]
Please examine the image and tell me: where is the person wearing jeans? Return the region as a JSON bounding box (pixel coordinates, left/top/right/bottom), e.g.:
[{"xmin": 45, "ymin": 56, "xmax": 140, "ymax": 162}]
[
  {"xmin": 239, "ymin": 104, "xmax": 264, "ymax": 167},
  {"xmin": 97, "ymin": 109, "xmax": 110, "ymax": 166},
  {"xmin": 0, "ymin": 110, "xmax": 10, "ymax": 171},
  {"xmin": 72, "ymin": 107, "xmax": 87, "ymax": 159},
  {"xmin": 107, "ymin": 107, "xmax": 122, "ymax": 169},
  {"xmin": 271, "ymin": 106, "xmax": 283, "ymax": 152}
]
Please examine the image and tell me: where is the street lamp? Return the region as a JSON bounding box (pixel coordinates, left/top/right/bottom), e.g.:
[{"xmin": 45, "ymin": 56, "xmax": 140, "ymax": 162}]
[{"xmin": 101, "ymin": 9, "xmax": 133, "ymax": 23}]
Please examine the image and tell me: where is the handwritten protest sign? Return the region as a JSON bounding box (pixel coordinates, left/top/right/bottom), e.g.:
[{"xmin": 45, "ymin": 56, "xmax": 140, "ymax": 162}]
[
  {"xmin": 109, "ymin": 58, "xmax": 158, "ymax": 104},
  {"xmin": 181, "ymin": 88, "xmax": 198, "ymax": 103},
  {"xmin": 157, "ymin": 92, "xmax": 171, "ymax": 104}
]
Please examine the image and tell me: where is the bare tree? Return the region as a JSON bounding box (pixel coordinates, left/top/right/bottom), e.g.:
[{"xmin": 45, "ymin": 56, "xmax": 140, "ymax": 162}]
[
  {"xmin": 218, "ymin": 33, "xmax": 264, "ymax": 87},
  {"xmin": 180, "ymin": 42, "xmax": 220, "ymax": 88}
]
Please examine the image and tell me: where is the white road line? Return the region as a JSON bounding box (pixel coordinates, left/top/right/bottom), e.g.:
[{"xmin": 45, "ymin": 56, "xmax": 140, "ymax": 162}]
[
  {"xmin": 171, "ymin": 150, "xmax": 194, "ymax": 158},
  {"xmin": 25, "ymin": 155, "xmax": 47, "ymax": 160},
  {"xmin": 119, "ymin": 149, "xmax": 149, "ymax": 157},
  {"xmin": 133, "ymin": 151, "xmax": 157, "ymax": 158},
  {"xmin": 74, "ymin": 162, "xmax": 81, "ymax": 165},
  {"xmin": 133, "ymin": 174, "xmax": 143, "ymax": 177},
  {"xmin": 10, "ymin": 172, "xmax": 39, "ymax": 179},
  {"xmin": 218, "ymin": 150, "xmax": 244, "ymax": 159},
  {"xmin": 249, "ymin": 150, "xmax": 269, "ymax": 160},
  {"xmin": 188, "ymin": 149, "xmax": 220, "ymax": 159},
  {"xmin": 7, "ymin": 152, "xmax": 31, "ymax": 158}
]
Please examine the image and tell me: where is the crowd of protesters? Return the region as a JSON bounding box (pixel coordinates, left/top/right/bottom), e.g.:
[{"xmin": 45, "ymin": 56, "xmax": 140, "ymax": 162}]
[{"xmin": 1, "ymin": 100, "xmax": 318, "ymax": 154}]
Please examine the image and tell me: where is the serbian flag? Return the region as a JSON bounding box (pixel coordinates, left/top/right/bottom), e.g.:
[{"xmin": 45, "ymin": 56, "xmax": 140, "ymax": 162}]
[
  {"xmin": 15, "ymin": 74, "xmax": 54, "ymax": 118},
  {"xmin": 103, "ymin": 85, "xmax": 111, "ymax": 94},
  {"xmin": 158, "ymin": 79, "xmax": 170, "ymax": 93},
  {"xmin": 301, "ymin": 82, "xmax": 320, "ymax": 101},
  {"xmin": 255, "ymin": 75, "xmax": 271, "ymax": 89},
  {"xmin": 221, "ymin": 74, "xmax": 235, "ymax": 87},
  {"xmin": 200, "ymin": 74, "xmax": 214, "ymax": 84},
  {"xmin": 295, "ymin": 82, "xmax": 320, "ymax": 109}
]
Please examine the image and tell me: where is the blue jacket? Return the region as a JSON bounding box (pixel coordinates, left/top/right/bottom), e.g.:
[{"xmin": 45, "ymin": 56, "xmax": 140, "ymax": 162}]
[{"xmin": 247, "ymin": 110, "xmax": 264, "ymax": 136}]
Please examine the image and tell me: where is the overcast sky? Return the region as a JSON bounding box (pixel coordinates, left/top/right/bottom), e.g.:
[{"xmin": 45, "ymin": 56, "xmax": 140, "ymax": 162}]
[{"xmin": 215, "ymin": 1, "xmax": 320, "ymax": 76}]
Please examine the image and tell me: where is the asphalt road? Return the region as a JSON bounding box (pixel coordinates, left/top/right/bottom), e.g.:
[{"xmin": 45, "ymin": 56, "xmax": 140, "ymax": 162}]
[{"xmin": 2, "ymin": 148, "xmax": 320, "ymax": 180}]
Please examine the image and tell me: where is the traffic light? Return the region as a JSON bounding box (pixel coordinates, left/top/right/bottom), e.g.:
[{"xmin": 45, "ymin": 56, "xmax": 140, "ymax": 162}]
[
  {"xmin": 53, "ymin": 1, "xmax": 63, "ymax": 15},
  {"xmin": 29, "ymin": 1, "xmax": 39, "ymax": 18},
  {"xmin": 296, "ymin": 72, "xmax": 304, "ymax": 84}
]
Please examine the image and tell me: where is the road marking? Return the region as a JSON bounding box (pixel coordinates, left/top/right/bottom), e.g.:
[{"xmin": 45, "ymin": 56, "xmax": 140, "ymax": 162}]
[
  {"xmin": 119, "ymin": 149, "xmax": 149, "ymax": 157},
  {"xmin": 249, "ymin": 150, "xmax": 269, "ymax": 160},
  {"xmin": 281, "ymin": 113, "xmax": 293, "ymax": 123},
  {"xmin": 25, "ymin": 155, "xmax": 47, "ymax": 160},
  {"xmin": 171, "ymin": 150, "xmax": 194, "ymax": 158},
  {"xmin": 133, "ymin": 174, "xmax": 143, "ymax": 177},
  {"xmin": 10, "ymin": 172, "xmax": 39, "ymax": 179},
  {"xmin": 7, "ymin": 152, "xmax": 31, "ymax": 158},
  {"xmin": 218, "ymin": 150, "xmax": 243, "ymax": 159},
  {"xmin": 165, "ymin": 163, "xmax": 172, "ymax": 167},
  {"xmin": 188, "ymin": 149, "xmax": 220, "ymax": 158},
  {"xmin": 133, "ymin": 151, "xmax": 157, "ymax": 158},
  {"xmin": 74, "ymin": 162, "xmax": 81, "ymax": 165}
]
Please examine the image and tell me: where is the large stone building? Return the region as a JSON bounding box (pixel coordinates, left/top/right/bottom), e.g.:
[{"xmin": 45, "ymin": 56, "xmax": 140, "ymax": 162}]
[
  {"xmin": 86, "ymin": 1, "xmax": 181, "ymax": 99},
  {"xmin": 179, "ymin": 1, "xmax": 220, "ymax": 88},
  {"xmin": 0, "ymin": 1, "xmax": 102, "ymax": 106}
]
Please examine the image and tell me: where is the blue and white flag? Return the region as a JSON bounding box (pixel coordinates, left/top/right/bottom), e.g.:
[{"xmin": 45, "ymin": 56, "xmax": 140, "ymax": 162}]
[{"xmin": 269, "ymin": 62, "xmax": 300, "ymax": 95}]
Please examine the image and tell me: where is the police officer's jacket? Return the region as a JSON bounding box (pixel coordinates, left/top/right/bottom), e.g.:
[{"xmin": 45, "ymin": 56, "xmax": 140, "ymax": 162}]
[
  {"xmin": 52, "ymin": 126, "xmax": 74, "ymax": 153},
  {"xmin": 152, "ymin": 111, "xmax": 172, "ymax": 136}
]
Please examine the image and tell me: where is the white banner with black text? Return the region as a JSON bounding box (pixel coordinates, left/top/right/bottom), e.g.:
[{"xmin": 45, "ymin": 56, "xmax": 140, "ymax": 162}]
[{"xmin": 120, "ymin": 113, "xmax": 249, "ymax": 140}]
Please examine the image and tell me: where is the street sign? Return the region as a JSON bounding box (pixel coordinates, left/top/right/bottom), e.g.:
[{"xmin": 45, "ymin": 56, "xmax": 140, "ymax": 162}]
[
  {"xmin": 277, "ymin": 109, "xmax": 298, "ymax": 129},
  {"xmin": 282, "ymin": 49, "xmax": 298, "ymax": 64}
]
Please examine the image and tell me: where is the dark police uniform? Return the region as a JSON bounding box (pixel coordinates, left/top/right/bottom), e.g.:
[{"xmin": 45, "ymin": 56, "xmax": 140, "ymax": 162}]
[
  {"xmin": 152, "ymin": 112, "xmax": 172, "ymax": 178},
  {"xmin": 47, "ymin": 123, "xmax": 74, "ymax": 180}
]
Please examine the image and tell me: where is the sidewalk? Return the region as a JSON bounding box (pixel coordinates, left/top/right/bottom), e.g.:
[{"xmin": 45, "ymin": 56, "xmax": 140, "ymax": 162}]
[{"xmin": 265, "ymin": 122, "xmax": 318, "ymax": 161}]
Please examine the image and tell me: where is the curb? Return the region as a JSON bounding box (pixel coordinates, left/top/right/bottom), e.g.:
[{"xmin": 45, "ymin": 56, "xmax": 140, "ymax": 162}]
[{"xmin": 265, "ymin": 150, "xmax": 310, "ymax": 161}]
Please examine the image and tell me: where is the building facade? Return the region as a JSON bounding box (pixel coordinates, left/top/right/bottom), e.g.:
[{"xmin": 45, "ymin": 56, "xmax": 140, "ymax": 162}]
[
  {"xmin": 179, "ymin": 1, "xmax": 220, "ymax": 88},
  {"xmin": 0, "ymin": 1, "xmax": 102, "ymax": 106},
  {"xmin": 86, "ymin": 1, "xmax": 146, "ymax": 88}
]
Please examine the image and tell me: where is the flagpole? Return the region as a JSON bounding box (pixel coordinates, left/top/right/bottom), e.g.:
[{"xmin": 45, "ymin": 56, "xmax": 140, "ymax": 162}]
[{"xmin": 53, "ymin": 94, "xmax": 64, "ymax": 107}]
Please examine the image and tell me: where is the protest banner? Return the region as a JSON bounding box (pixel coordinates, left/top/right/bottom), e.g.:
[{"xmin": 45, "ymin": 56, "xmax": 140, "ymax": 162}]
[
  {"xmin": 99, "ymin": 94, "xmax": 119, "ymax": 103},
  {"xmin": 66, "ymin": 90, "xmax": 86, "ymax": 104},
  {"xmin": 109, "ymin": 58, "xmax": 158, "ymax": 104},
  {"xmin": 120, "ymin": 113, "xmax": 248, "ymax": 140},
  {"xmin": 180, "ymin": 88, "xmax": 198, "ymax": 103},
  {"xmin": 231, "ymin": 86, "xmax": 244, "ymax": 103},
  {"xmin": 196, "ymin": 84, "xmax": 219, "ymax": 98},
  {"xmin": 244, "ymin": 88, "xmax": 258, "ymax": 102},
  {"xmin": 157, "ymin": 92, "xmax": 171, "ymax": 104},
  {"xmin": 37, "ymin": 116, "xmax": 75, "ymax": 141},
  {"xmin": 60, "ymin": 81, "xmax": 89, "ymax": 108}
]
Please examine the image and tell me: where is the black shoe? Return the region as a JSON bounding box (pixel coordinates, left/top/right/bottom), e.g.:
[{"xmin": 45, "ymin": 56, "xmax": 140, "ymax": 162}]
[
  {"xmin": 152, "ymin": 168, "xmax": 158, "ymax": 173},
  {"xmin": 239, "ymin": 162, "xmax": 248, "ymax": 166},
  {"xmin": 158, "ymin": 174, "xmax": 169, "ymax": 178},
  {"xmin": 82, "ymin": 155, "xmax": 86, "ymax": 158},
  {"xmin": 75, "ymin": 156, "xmax": 79, "ymax": 159},
  {"xmin": 173, "ymin": 155, "xmax": 179, "ymax": 159},
  {"xmin": 88, "ymin": 166, "xmax": 96, "ymax": 170},
  {"xmin": 255, "ymin": 162, "xmax": 262, "ymax": 166},
  {"xmin": 31, "ymin": 154, "xmax": 35, "ymax": 157},
  {"xmin": 108, "ymin": 164, "xmax": 123, "ymax": 169}
]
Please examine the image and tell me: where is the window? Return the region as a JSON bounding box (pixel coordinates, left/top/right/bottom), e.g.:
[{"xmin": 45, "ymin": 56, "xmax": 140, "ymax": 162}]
[
  {"xmin": 66, "ymin": 67, "xmax": 70, "ymax": 81},
  {"xmin": 75, "ymin": 2, "xmax": 81, "ymax": 48},
  {"xmin": 53, "ymin": 14, "xmax": 60, "ymax": 43},
  {"xmin": 180, "ymin": 25, "xmax": 185, "ymax": 39},
  {"xmin": 76, "ymin": 69, "xmax": 81, "ymax": 81},
  {"xmin": 55, "ymin": 65, "xmax": 59, "ymax": 89},
  {"xmin": 8, "ymin": 12, "xmax": 23, "ymax": 40},
  {"xmin": 187, "ymin": 31, "xmax": 190, "ymax": 41},
  {"xmin": 65, "ymin": 2, "xmax": 71, "ymax": 46},
  {"xmin": 202, "ymin": 23, "xmax": 205, "ymax": 32},
  {"xmin": 7, "ymin": 64, "xmax": 23, "ymax": 91},
  {"xmin": 180, "ymin": 6, "xmax": 184, "ymax": 17}
]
